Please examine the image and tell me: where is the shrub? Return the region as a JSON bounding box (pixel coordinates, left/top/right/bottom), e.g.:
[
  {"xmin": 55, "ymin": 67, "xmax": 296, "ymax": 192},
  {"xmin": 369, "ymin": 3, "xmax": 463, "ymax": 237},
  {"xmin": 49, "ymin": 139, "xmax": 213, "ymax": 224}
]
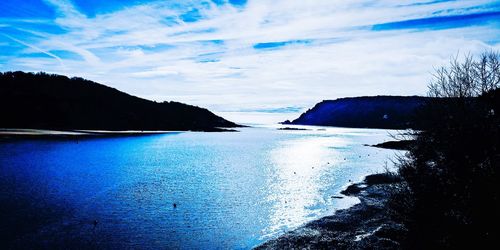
[{"xmin": 389, "ymin": 52, "xmax": 500, "ymax": 249}]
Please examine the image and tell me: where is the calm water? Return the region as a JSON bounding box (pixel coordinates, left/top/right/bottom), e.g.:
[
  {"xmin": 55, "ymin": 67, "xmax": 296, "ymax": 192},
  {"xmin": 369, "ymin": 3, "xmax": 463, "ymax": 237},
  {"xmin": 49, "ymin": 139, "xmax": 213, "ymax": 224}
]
[{"xmin": 0, "ymin": 125, "xmax": 396, "ymax": 249}]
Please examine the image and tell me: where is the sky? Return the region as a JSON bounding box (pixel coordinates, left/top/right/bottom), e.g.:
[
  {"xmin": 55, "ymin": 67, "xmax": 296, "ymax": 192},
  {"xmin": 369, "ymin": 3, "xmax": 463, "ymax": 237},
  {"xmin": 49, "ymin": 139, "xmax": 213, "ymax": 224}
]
[{"xmin": 1, "ymin": 0, "xmax": 500, "ymax": 124}]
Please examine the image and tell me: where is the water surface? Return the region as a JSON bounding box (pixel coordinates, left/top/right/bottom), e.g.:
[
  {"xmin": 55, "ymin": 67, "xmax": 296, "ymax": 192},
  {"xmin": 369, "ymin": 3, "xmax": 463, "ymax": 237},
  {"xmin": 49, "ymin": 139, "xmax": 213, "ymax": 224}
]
[{"xmin": 0, "ymin": 125, "xmax": 396, "ymax": 249}]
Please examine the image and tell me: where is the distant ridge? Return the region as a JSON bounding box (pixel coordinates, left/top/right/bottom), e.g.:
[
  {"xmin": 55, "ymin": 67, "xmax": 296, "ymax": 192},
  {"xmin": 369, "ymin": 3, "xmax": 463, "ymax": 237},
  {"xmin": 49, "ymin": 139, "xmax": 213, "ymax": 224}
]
[
  {"xmin": 0, "ymin": 71, "xmax": 239, "ymax": 132},
  {"xmin": 283, "ymin": 96, "xmax": 432, "ymax": 129}
]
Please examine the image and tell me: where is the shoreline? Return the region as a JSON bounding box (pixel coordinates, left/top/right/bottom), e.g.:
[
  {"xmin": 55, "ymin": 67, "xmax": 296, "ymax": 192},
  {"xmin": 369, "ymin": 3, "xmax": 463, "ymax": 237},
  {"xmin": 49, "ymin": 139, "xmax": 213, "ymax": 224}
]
[
  {"xmin": 0, "ymin": 128, "xmax": 180, "ymax": 140},
  {"xmin": 255, "ymin": 173, "xmax": 405, "ymax": 249},
  {"xmin": 0, "ymin": 128, "xmax": 238, "ymax": 140}
]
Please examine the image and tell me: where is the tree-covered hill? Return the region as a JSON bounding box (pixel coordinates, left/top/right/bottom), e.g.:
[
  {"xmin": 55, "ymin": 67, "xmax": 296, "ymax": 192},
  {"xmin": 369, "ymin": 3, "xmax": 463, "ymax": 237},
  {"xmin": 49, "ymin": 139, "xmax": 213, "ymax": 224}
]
[
  {"xmin": 284, "ymin": 96, "xmax": 432, "ymax": 129},
  {"xmin": 0, "ymin": 71, "xmax": 239, "ymax": 131}
]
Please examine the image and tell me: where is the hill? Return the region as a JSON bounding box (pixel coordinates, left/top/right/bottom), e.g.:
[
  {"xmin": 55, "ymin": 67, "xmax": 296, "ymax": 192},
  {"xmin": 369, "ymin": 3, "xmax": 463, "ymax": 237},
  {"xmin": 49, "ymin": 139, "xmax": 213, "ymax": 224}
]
[
  {"xmin": 283, "ymin": 96, "xmax": 432, "ymax": 129},
  {"xmin": 0, "ymin": 71, "xmax": 239, "ymax": 132}
]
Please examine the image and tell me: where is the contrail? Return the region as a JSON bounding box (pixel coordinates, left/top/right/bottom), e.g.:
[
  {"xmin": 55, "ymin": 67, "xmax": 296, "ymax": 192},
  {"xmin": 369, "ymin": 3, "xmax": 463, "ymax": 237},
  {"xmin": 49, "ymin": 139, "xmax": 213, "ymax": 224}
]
[{"xmin": 1, "ymin": 33, "xmax": 65, "ymax": 66}]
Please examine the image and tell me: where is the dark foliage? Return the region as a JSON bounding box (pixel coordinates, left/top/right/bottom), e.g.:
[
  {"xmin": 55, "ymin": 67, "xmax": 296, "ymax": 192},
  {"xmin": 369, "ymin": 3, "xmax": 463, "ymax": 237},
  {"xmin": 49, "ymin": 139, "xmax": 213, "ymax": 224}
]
[
  {"xmin": 389, "ymin": 52, "xmax": 500, "ymax": 249},
  {"xmin": 364, "ymin": 173, "xmax": 401, "ymax": 186},
  {"xmin": 0, "ymin": 71, "xmax": 239, "ymax": 131},
  {"xmin": 286, "ymin": 96, "xmax": 432, "ymax": 129}
]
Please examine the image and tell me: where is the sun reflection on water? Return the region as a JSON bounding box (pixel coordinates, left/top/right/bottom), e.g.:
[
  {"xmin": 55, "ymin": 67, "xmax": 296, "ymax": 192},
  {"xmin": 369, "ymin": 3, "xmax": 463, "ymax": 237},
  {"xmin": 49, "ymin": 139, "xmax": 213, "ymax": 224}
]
[{"xmin": 263, "ymin": 134, "xmax": 350, "ymax": 237}]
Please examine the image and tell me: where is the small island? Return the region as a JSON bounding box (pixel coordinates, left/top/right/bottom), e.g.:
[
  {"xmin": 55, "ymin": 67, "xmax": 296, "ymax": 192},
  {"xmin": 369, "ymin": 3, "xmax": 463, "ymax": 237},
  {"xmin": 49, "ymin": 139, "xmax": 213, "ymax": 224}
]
[{"xmin": 277, "ymin": 127, "xmax": 309, "ymax": 131}]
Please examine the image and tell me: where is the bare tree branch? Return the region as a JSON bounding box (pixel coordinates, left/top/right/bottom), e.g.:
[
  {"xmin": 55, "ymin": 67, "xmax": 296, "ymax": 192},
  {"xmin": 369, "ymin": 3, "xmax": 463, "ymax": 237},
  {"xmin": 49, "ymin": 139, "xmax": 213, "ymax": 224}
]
[{"xmin": 428, "ymin": 51, "xmax": 500, "ymax": 98}]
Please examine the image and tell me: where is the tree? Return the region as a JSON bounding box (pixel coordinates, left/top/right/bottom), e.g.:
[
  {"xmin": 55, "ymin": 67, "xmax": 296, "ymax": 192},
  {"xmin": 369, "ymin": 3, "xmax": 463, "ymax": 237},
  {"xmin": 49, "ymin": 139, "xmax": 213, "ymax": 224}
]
[
  {"xmin": 429, "ymin": 51, "xmax": 500, "ymax": 98},
  {"xmin": 390, "ymin": 51, "xmax": 500, "ymax": 249}
]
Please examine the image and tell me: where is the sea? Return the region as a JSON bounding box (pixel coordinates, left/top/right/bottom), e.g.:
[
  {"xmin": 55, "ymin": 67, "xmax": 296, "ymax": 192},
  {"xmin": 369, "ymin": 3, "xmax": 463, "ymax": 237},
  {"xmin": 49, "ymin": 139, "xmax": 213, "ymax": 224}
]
[{"xmin": 0, "ymin": 125, "xmax": 398, "ymax": 249}]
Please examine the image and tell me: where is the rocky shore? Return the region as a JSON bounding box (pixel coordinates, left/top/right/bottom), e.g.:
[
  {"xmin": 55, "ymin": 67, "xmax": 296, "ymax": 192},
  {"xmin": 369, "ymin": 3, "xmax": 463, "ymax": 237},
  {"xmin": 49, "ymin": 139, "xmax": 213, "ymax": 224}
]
[
  {"xmin": 255, "ymin": 173, "xmax": 405, "ymax": 249},
  {"xmin": 370, "ymin": 140, "xmax": 414, "ymax": 150}
]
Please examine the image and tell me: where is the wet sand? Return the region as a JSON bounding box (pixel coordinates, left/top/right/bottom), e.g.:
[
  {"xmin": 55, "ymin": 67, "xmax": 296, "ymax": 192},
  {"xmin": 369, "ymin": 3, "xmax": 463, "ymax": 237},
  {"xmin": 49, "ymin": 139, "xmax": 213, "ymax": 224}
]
[{"xmin": 0, "ymin": 129, "xmax": 188, "ymax": 140}]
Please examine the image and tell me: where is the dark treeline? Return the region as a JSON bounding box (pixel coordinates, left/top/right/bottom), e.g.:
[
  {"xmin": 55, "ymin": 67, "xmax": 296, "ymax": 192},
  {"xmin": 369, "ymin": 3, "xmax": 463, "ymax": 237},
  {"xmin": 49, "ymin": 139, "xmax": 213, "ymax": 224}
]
[
  {"xmin": 284, "ymin": 96, "xmax": 434, "ymax": 129},
  {"xmin": 0, "ymin": 71, "xmax": 239, "ymax": 131},
  {"xmin": 389, "ymin": 52, "xmax": 500, "ymax": 248}
]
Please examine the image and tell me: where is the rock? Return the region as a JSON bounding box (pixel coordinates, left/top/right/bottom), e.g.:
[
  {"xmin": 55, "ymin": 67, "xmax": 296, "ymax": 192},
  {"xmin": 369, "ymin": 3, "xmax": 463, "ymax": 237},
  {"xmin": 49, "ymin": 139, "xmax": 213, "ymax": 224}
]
[{"xmin": 341, "ymin": 184, "xmax": 363, "ymax": 196}]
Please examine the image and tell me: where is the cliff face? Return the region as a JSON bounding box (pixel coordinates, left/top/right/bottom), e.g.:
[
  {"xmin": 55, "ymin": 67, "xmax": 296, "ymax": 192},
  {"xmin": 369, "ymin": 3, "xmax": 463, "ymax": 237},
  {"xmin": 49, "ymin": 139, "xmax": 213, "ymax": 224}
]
[
  {"xmin": 0, "ymin": 71, "xmax": 239, "ymax": 131},
  {"xmin": 286, "ymin": 96, "xmax": 431, "ymax": 129}
]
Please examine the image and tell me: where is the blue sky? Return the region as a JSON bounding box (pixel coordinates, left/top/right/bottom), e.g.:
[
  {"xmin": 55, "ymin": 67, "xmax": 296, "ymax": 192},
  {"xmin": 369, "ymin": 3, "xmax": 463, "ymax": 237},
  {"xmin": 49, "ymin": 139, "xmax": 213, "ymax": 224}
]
[{"xmin": 1, "ymin": 0, "xmax": 500, "ymax": 123}]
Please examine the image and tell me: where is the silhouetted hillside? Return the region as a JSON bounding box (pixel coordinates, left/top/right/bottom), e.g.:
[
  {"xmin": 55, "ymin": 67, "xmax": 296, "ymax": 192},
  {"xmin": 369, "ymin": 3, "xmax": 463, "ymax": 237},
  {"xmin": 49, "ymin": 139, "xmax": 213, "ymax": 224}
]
[
  {"xmin": 0, "ymin": 71, "xmax": 239, "ymax": 131},
  {"xmin": 284, "ymin": 96, "xmax": 433, "ymax": 129}
]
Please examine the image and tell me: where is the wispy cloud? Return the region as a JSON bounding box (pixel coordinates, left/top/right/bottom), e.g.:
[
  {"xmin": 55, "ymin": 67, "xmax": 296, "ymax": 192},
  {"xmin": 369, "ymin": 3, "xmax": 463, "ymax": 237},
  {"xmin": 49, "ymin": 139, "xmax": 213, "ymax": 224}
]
[
  {"xmin": 372, "ymin": 11, "xmax": 500, "ymax": 31},
  {"xmin": 253, "ymin": 40, "xmax": 312, "ymax": 50},
  {"xmin": 1, "ymin": 0, "xmax": 499, "ymax": 123},
  {"xmin": 397, "ymin": 0, "xmax": 456, "ymax": 8}
]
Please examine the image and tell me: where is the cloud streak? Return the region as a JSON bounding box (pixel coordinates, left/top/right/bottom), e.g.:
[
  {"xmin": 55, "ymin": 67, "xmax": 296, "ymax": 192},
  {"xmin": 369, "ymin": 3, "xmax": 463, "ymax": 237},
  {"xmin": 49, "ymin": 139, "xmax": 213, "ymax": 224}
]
[
  {"xmin": 1, "ymin": 33, "xmax": 64, "ymax": 66},
  {"xmin": 372, "ymin": 11, "xmax": 500, "ymax": 31}
]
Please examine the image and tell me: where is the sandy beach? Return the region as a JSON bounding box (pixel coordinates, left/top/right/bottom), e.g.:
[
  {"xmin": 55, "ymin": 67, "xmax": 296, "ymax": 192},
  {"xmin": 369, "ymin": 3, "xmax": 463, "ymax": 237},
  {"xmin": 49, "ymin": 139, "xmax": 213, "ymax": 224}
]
[{"xmin": 0, "ymin": 128, "xmax": 180, "ymax": 139}]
